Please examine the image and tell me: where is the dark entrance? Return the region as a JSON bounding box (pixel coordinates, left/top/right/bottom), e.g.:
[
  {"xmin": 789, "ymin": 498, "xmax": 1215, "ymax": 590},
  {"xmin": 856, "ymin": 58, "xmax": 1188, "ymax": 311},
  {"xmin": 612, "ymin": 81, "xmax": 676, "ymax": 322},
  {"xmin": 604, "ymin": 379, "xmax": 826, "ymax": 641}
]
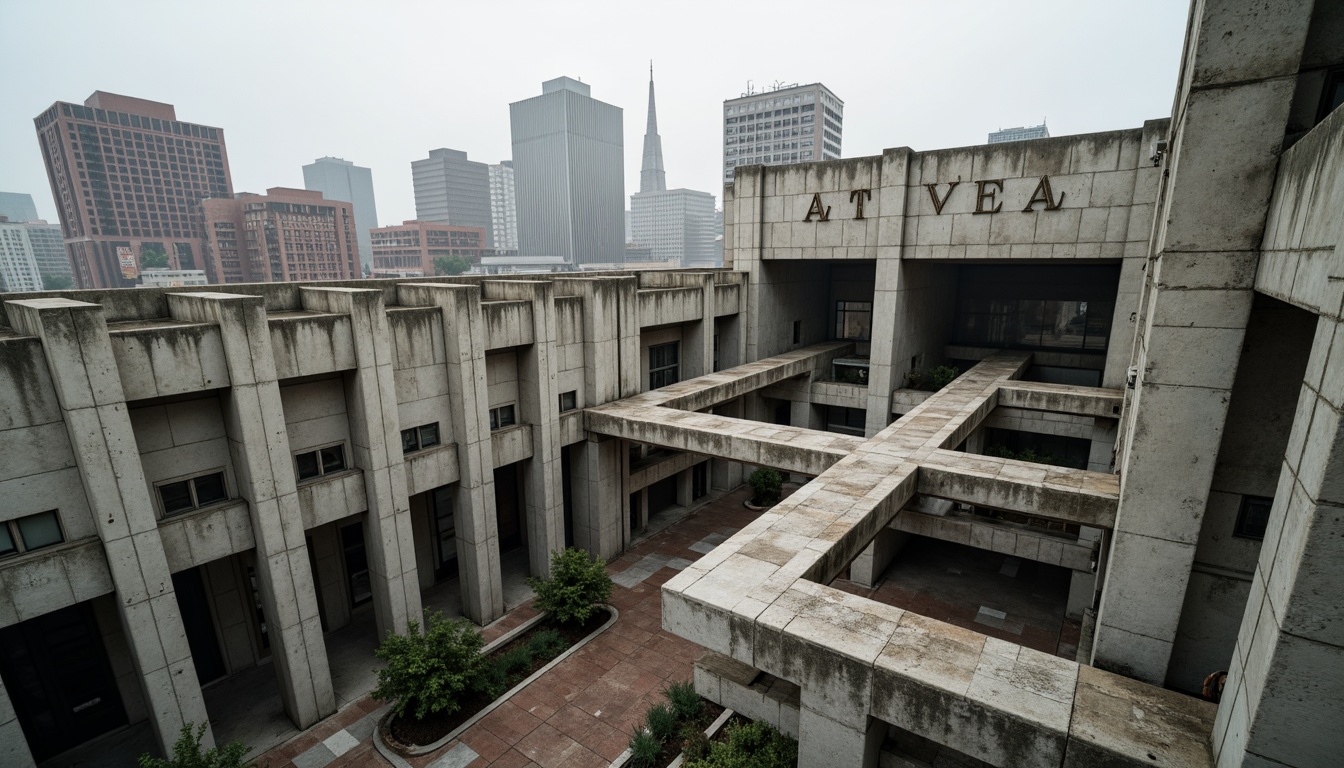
[
  {"xmin": 494, "ymin": 464, "xmax": 523, "ymax": 551},
  {"xmin": 648, "ymin": 475, "xmax": 678, "ymax": 516},
  {"xmin": 0, "ymin": 602, "xmax": 128, "ymax": 761},
  {"xmin": 561, "ymin": 446, "xmax": 574, "ymax": 548},
  {"xmin": 431, "ymin": 486, "xmax": 459, "ymax": 581},
  {"xmin": 172, "ymin": 567, "xmax": 226, "ymax": 684},
  {"xmin": 693, "ymin": 462, "xmax": 709, "ymax": 500}
]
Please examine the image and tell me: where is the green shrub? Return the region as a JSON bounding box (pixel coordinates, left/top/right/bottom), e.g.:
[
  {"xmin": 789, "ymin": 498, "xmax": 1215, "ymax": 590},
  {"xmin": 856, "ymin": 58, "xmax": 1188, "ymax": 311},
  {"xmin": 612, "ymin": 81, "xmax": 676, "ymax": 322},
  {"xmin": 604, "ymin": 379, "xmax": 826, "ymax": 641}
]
[
  {"xmin": 747, "ymin": 468, "xmax": 783, "ymax": 506},
  {"xmin": 645, "ymin": 702, "xmax": 678, "ymax": 743},
  {"xmin": 929, "ymin": 365, "xmax": 960, "ymax": 390},
  {"xmin": 628, "ymin": 728, "xmax": 662, "ymax": 768},
  {"xmin": 372, "ymin": 609, "xmax": 488, "ymax": 720},
  {"xmin": 527, "ymin": 628, "xmax": 567, "ymax": 659},
  {"xmin": 139, "ymin": 723, "xmax": 250, "ymax": 768},
  {"xmin": 528, "ymin": 547, "xmax": 613, "ymax": 625},
  {"xmin": 986, "ymin": 444, "xmax": 1061, "ymax": 466},
  {"xmin": 684, "ymin": 720, "xmax": 798, "ymax": 768},
  {"xmin": 665, "ymin": 679, "xmax": 703, "ymax": 723},
  {"xmin": 681, "ymin": 727, "xmax": 712, "ymax": 762}
]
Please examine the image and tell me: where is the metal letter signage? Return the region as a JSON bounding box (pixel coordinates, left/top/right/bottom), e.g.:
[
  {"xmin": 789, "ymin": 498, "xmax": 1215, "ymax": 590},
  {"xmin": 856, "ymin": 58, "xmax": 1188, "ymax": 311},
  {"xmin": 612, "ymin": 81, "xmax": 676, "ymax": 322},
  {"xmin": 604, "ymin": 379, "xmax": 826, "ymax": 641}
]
[
  {"xmin": 1022, "ymin": 175, "xmax": 1065, "ymax": 212},
  {"xmin": 849, "ymin": 189, "xmax": 872, "ymax": 220},
  {"xmin": 925, "ymin": 181, "xmax": 959, "ymax": 215},
  {"xmin": 973, "ymin": 180, "xmax": 1004, "ymax": 214},
  {"xmin": 803, "ymin": 192, "xmax": 831, "ymax": 222}
]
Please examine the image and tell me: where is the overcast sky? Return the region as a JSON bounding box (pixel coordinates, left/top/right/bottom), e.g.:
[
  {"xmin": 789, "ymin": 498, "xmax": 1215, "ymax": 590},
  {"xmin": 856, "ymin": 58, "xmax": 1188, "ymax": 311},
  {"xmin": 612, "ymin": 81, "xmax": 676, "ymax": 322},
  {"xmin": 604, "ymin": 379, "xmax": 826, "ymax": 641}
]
[{"xmin": 2, "ymin": 0, "xmax": 1189, "ymax": 225}]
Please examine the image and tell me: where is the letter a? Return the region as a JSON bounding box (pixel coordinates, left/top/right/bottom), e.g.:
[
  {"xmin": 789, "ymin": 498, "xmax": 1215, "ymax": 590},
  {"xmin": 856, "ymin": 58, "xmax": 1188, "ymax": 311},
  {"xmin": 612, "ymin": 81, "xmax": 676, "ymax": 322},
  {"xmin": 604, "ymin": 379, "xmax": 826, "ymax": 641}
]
[
  {"xmin": 1022, "ymin": 175, "xmax": 1065, "ymax": 212},
  {"xmin": 925, "ymin": 181, "xmax": 959, "ymax": 215},
  {"xmin": 804, "ymin": 192, "xmax": 830, "ymax": 222}
]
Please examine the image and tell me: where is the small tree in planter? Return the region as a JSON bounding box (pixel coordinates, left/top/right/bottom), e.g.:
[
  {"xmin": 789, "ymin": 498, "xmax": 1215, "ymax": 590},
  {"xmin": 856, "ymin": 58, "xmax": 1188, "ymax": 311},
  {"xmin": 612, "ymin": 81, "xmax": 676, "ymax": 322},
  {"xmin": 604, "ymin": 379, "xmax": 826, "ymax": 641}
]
[
  {"xmin": 528, "ymin": 547, "xmax": 613, "ymax": 625},
  {"xmin": 748, "ymin": 468, "xmax": 783, "ymax": 507},
  {"xmin": 372, "ymin": 609, "xmax": 488, "ymax": 720}
]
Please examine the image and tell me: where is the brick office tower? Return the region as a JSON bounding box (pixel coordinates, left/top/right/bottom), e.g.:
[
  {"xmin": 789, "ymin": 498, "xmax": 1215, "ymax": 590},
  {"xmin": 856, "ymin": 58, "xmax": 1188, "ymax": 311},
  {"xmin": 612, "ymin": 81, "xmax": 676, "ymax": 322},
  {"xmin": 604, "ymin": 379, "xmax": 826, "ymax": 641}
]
[
  {"xmin": 369, "ymin": 220, "xmax": 486, "ymax": 277},
  {"xmin": 198, "ymin": 188, "xmax": 359, "ymax": 283},
  {"xmin": 34, "ymin": 92, "xmax": 233, "ymax": 289}
]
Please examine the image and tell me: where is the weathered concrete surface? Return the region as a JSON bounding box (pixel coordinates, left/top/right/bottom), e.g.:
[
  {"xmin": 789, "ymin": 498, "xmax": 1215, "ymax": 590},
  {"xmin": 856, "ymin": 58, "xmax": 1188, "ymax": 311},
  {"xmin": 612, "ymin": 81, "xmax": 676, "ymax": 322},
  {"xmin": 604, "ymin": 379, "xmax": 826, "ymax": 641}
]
[{"xmin": 995, "ymin": 381, "xmax": 1124, "ymax": 420}]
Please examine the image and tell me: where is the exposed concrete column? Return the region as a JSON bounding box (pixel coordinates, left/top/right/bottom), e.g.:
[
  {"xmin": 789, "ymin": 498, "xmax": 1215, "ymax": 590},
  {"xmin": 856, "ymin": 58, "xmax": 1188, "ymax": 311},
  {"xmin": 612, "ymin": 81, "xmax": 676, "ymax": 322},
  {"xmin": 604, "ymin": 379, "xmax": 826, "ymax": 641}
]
[
  {"xmin": 681, "ymin": 272, "xmax": 716, "ymax": 380},
  {"xmin": 7, "ymin": 297, "xmax": 211, "ymax": 754},
  {"xmin": 485, "ymin": 280, "xmax": 563, "ymax": 578},
  {"xmin": 1214, "ymin": 316, "xmax": 1344, "ymax": 766},
  {"xmin": 1093, "ymin": 0, "xmax": 1312, "ymax": 684},
  {"xmin": 0, "ymin": 639, "xmax": 36, "ymax": 768},
  {"xmin": 864, "ymin": 148, "xmax": 912, "ymax": 437},
  {"xmin": 849, "ymin": 528, "xmax": 908, "ymax": 588},
  {"xmin": 796, "ymin": 687, "xmax": 884, "ymax": 768},
  {"xmin": 165, "ymin": 292, "xmax": 334, "ymax": 728},
  {"xmin": 711, "ymin": 398, "xmax": 745, "ymax": 491},
  {"xmin": 301, "ymin": 287, "xmax": 421, "ymax": 639},
  {"xmin": 396, "ymin": 283, "xmax": 503, "ymax": 624},
  {"xmin": 554, "ymin": 276, "xmax": 639, "ymax": 406},
  {"xmin": 571, "ymin": 435, "xmax": 623, "ymax": 561}
]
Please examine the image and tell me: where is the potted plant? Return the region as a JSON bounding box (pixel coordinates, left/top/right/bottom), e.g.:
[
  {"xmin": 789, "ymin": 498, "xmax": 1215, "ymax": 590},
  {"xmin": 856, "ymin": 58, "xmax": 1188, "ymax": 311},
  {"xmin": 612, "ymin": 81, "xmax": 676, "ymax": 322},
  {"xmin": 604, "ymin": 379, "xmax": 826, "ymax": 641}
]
[{"xmin": 746, "ymin": 468, "xmax": 783, "ymax": 508}]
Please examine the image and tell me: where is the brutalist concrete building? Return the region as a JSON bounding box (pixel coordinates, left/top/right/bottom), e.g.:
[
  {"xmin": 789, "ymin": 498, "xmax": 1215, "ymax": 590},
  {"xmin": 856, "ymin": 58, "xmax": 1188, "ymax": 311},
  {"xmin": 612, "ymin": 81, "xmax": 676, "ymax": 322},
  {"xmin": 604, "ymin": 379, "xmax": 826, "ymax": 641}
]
[{"xmin": 0, "ymin": 1, "xmax": 1340, "ymax": 766}]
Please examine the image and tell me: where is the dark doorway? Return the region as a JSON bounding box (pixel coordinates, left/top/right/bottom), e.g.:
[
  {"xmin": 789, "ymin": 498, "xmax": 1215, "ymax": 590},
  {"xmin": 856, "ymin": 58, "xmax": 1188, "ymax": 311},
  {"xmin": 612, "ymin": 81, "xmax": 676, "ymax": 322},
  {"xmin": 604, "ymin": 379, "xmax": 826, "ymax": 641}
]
[
  {"xmin": 629, "ymin": 492, "xmax": 641, "ymax": 535},
  {"xmin": 340, "ymin": 523, "xmax": 372, "ymax": 608},
  {"xmin": 431, "ymin": 486, "xmax": 459, "ymax": 581},
  {"xmin": 0, "ymin": 602, "xmax": 128, "ymax": 761},
  {"xmin": 648, "ymin": 476, "xmax": 678, "ymax": 516},
  {"xmin": 172, "ymin": 568, "xmax": 226, "ymax": 684},
  {"xmin": 494, "ymin": 465, "xmax": 523, "ymax": 552},
  {"xmin": 693, "ymin": 462, "xmax": 709, "ymax": 501},
  {"xmin": 561, "ymin": 446, "xmax": 575, "ymax": 549}
]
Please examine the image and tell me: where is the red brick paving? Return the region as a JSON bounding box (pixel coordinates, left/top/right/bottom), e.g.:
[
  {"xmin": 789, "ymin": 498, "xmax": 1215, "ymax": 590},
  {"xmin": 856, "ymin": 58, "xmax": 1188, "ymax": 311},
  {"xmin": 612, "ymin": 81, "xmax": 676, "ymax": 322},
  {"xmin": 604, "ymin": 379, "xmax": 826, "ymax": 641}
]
[{"xmin": 254, "ymin": 486, "xmax": 766, "ymax": 767}]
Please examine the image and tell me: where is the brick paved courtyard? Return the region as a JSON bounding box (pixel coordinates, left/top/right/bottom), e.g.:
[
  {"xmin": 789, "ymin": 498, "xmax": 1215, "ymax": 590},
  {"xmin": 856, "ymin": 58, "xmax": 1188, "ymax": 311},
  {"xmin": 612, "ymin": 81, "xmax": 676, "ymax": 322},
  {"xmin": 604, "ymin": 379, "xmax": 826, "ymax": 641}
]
[{"xmin": 253, "ymin": 485, "xmax": 767, "ymax": 768}]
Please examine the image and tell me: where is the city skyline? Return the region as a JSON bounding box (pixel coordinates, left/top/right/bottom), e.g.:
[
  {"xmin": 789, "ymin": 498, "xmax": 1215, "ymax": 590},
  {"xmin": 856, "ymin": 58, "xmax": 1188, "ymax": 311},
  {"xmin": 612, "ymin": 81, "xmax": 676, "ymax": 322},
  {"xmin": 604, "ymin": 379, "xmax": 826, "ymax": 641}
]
[{"xmin": 0, "ymin": 1, "xmax": 1187, "ymax": 229}]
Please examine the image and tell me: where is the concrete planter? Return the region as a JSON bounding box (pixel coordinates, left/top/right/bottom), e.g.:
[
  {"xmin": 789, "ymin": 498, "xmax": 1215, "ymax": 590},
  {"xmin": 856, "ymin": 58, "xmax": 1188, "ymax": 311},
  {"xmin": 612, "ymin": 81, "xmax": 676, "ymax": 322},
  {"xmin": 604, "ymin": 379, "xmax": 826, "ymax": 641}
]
[
  {"xmin": 374, "ymin": 604, "xmax": 619, "ymax": 764},
  {"xmin": 742, "ymin": 500, "xmax": 774, "ymax": 511},
  {"xmin": 608, "ymin": 707, "xmax": 736, "ymax": 768}
]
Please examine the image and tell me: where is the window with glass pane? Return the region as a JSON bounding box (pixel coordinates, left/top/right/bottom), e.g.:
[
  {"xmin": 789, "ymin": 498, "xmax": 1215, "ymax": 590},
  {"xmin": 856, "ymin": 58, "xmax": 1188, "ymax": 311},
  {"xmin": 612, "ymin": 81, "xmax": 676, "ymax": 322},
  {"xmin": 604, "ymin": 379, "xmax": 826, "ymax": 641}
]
[
  {"xmin": 649, "ymin": 342, "xmax": 680, "ymax": 389},
  {"xmin": 320, "ymin": 445, "xmax": 345, "ymax": 473},
  {"xmin": 295, "ymin": 451, "xmax": 320, "ymax": 480},
  {"xmin": 418, "ymin": 423, "xmax": 440, "ymax": 448},
  {"xmin": 193, "ymin": 472, "xmax": 227, "ymax": 506},
  {"xmin": 0, "ymin": 526, "xmax": 16, "ymax": 556},
  {"xmin": 401, "ymin": 428, "xmax": 419, "ymax": 454},
  {"xmin": 16, "ymin": 511, "xmax": 63, "ymax": 550},
  {"xmin": 158, "ymin": 480, "xmax": 194, "ymax": 514},
  {"xmin": 835, "ymin": 301, "xmax": 872, "ymax": 341},
  {"xmin": 491, "ymin": 404, "xmax": 516, "ymax": 429}
]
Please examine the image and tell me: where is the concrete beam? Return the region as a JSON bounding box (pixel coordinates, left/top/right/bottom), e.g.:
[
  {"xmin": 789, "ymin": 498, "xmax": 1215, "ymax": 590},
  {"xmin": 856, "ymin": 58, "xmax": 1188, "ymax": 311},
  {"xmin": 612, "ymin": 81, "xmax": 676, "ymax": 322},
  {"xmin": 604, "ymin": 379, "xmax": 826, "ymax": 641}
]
[{"xmin": 917, "ymin": 449, "xmax": 1119, "ymax": 530}]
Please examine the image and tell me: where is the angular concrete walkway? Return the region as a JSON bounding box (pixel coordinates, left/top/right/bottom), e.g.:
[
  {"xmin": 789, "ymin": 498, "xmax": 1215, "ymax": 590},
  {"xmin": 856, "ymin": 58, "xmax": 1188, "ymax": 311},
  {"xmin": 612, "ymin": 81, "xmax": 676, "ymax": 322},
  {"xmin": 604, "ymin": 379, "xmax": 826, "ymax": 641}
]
[{"xmin": 253, "ymin": 486, "xmax": 770, "ymax": 768}]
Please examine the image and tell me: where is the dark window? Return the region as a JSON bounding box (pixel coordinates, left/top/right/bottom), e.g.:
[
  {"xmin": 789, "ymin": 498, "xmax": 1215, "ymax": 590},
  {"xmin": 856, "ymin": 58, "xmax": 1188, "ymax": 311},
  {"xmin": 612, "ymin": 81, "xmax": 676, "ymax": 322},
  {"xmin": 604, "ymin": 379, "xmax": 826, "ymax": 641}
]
[
  {"xmin": 295, "ymin": 445, "xmax": 346, "ymax": 481},
  {"xmin": 156, "ymin": 471, "xmax": 228, "ymax": 516},
  {"xmin": 489, "ymin": 404, "xmax": 517, "ymax": 431},
  {"xmin": 1235, "ymin": 496, "xmax": 1273, "ymax": 540},
  {"xmin": 825, "ymin": 406, "xmax": 867, "ymax": 437},
  {"xmin": 0, "ymin": 511, "xmax": 65, "ymax": 557},
  {"xmin": 401, "ymin": 423, "xmax": 441, "ymax": 454},
  {"xmin": 649, "ymin": 342, "xmax": 680, "ymax": 389},
  {"xmin": 835, "ymin": 301, "xmax": 873, "ymax": 341},
  {"xmin": 559, "ymin": 390, "xmax": 578, "ymax": 412},
  {"xmin": 792, "ymin": 320, "xmax": 802, "ymax": 345},
  {"xmin": 1318, "ymin": 67, "xmax": 1344, "ymax": 124}
]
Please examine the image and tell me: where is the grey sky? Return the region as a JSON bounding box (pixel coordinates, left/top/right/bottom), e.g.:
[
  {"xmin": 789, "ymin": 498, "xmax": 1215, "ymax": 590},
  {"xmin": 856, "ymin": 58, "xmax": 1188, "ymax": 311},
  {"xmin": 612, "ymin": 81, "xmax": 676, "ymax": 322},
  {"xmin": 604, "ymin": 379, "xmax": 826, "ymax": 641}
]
[{"xmin": 1, "ymin": 0, "xmax": 1189, "ymax": 226}]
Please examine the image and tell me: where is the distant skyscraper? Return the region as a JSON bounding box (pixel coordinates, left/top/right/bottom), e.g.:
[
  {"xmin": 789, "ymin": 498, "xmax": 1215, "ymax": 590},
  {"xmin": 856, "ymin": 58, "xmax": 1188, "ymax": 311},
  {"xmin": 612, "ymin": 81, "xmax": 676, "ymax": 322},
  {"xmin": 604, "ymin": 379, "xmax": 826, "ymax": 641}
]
[
  {"xmin": 510, "ymin": 77, "xmax": 624, "ymax": 265},
  {"xmin": 197, "ymin": 188, "xmax": 358, "ymax": 283},
  {"xmin": 0, "ymin": 221, "xmax": 45, "ymax": 292},
  {"xmin": 488, "ymin": 161, "xmax": 518, "ymax": 252},
  {"xmin": 723, "ymin": 82, "xmax": 842, "ymax": 183},
  {"xmin": 412, "ymin": 149, "xmax": 493, "ymax": 247},
  {"xmin": 631, "ymin": 70, "xmax": 717, "ymax": 266},
  {"xmin": 989, "ymin": 123, "xmax": 1050, "ymax": 143},
  {"xmin": 303, "ymin": 157, "xmax": 379, "ymax": 273},
  {"xmin": 34, "ymin": 91, "xmax": 233, "ymax": 289},
  {"xmin": 24, "ymin": 221, "xmax": 70, "ymax": 283},
  {"xmin": 0, "ymin": 192, "xmax": 40, "ymax": 223}
]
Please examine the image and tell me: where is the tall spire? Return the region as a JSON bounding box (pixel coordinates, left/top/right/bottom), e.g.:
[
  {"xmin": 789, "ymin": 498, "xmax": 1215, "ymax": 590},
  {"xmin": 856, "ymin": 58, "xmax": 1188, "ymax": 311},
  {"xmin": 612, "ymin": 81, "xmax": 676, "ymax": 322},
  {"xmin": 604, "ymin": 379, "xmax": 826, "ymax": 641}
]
[{"xmin": 640, "ymin": 61, "xmax": 667, "ymax": 193}]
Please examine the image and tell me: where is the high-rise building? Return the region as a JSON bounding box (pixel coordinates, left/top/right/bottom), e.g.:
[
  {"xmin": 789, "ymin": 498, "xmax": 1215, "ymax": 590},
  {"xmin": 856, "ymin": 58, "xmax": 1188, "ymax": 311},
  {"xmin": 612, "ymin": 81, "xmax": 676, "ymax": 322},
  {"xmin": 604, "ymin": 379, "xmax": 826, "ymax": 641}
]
[
  {"xmin": 23, "ymin": 221, "xmax": 71, "ymax": 284},
  {"xmin": 0, "ymin": 221, "xmax": 45, "ymax": 292},
  {"xmin": 0, "ymin": 192, "xmax": 40, "ymax": 223},
  {"xmin": 631, "ymin": 70, "xmax": 718, "ymax": 266},
  {"xmin": 510, "ymin": 77, "xmax": 624, "ymax": 265},
  {"xmin": 197, "ymin": 187, "xmax": 359, "ymax": 283},
  {"xmin": 33, "ymin": 92, "xmax": 233, "ymax": 289},
  {"xmin": 488, "ymin": 161, "xmax": 518, "ymax": 253},
  {"xmin": 988, "ymin": 122, "xmax": 1051, "ymax": 143},
  {"xmin": 412, "ymin": 149, "xmax": 493, "ymax": 247},
  {"xmin": 302, "ymin": 157, "xmax": 379, "ymax": 273},
  {"xmin": 369, "ymin": 220, "xmax": 487, "ymax": 277},
  {"xmin": 722, "ymin": 82, "xmax": 841, "ymax": 183}
]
